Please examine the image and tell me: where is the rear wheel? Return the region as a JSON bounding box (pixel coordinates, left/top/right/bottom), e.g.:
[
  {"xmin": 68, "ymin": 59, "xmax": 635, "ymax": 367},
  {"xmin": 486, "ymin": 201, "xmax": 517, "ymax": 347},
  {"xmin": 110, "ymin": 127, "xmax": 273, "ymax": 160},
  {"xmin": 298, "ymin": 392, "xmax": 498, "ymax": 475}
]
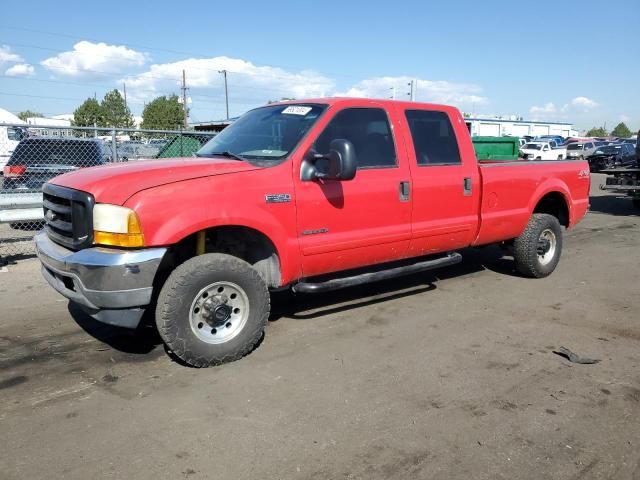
[
  {"xmin": 513, "ymin": 213, "xmax": 563, "ymax": 278},
  {"xmin": 156, "ymin": 253, "xmax": 270, "ymax": 367}
]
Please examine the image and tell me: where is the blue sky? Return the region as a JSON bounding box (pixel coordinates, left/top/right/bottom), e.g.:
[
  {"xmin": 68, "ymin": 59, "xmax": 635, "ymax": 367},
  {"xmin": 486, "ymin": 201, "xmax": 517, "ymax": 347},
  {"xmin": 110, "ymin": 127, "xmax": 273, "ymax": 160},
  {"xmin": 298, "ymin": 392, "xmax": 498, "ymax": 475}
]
[{"xmin": 1, "ymin": 0, "xmax": 638, "ymax": 131}]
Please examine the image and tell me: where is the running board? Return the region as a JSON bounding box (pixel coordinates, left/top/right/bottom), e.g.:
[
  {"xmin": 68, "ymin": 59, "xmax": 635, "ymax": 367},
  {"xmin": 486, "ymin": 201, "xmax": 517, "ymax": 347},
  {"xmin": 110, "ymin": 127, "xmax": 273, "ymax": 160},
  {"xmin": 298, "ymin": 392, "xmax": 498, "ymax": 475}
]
[{"xmin": 292, "ymin": 252, "xmax": 462, "ymax": 294}]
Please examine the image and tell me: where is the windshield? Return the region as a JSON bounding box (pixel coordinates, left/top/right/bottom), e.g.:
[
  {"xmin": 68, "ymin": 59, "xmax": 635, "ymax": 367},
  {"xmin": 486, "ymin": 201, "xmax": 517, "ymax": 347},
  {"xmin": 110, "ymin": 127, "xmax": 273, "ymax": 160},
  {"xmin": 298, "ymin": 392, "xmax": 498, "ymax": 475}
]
[
  {"xmin": 197, "ymin": 104, "xmax": 327, "ymax": 163},
  {"xmin": 567, "ymin": 143, "xmax": 584, "ymax": 150},
  {"xmin": 523, "ymin": 143, "xmax": 542, "ymax": 150},
  {"xmin": 594, "ymin": 146, "xmax": 621, "ymax": 154}
]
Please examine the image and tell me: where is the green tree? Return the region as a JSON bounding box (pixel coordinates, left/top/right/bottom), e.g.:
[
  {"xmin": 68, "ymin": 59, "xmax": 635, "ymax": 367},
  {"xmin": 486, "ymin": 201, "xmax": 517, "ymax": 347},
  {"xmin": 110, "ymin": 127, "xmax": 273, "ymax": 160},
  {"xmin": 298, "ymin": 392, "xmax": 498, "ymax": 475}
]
[
  {"xmin": 611, "ymin": 122, "xmax": 632, "ymax": 138},
  {"xmin": 101, "ymin": 89, "xmax": 134, "ymax": 128},
  {"xmin": 17, "ymin": 110, "xmax": 43, "ymax": 121},
  {"xmin": 72, "ymin": 98, "xmax": 103, "ymax": 127},
  {"xmin": 141, "ymin": 95, "xmax": 184, "ymax": 130},
  {"xmin": 586, "ymin": 127, "xmax": 607, "ymax": 137}
]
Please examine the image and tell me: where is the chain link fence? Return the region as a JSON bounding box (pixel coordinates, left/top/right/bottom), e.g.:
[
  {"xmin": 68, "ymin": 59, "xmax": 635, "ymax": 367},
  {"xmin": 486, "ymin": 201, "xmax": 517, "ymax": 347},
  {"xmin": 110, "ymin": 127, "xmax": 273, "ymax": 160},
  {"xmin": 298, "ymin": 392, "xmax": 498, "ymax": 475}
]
[{"xmin": 0, "ymin": 123, "xmax": 215, "ymax": 261}]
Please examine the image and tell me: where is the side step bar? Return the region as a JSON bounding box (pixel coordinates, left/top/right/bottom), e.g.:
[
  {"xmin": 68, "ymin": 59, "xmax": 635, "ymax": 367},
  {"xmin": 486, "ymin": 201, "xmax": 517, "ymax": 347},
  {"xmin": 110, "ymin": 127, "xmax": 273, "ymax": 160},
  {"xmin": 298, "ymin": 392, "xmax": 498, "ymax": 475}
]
[{"xmin": 293, "ymin": 252, "xmax": 462, "ymax": 294}]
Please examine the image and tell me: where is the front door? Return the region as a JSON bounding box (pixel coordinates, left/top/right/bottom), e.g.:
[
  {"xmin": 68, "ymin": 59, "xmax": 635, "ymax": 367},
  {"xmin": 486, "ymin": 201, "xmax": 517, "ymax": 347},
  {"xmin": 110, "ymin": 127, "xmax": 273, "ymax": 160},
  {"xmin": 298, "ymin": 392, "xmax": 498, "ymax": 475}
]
[{"xmin": 294, "ymin": 105, "xmax": 412, "ymax": 277}]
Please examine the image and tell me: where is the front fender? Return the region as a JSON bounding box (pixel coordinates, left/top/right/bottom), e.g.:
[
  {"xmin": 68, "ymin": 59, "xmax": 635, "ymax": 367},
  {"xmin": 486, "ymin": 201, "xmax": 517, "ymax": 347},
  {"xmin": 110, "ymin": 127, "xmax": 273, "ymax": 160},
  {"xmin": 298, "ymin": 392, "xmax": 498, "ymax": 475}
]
[{"xmin": 124, "ymin": 174, "xmax": 301, "ymax": 285}]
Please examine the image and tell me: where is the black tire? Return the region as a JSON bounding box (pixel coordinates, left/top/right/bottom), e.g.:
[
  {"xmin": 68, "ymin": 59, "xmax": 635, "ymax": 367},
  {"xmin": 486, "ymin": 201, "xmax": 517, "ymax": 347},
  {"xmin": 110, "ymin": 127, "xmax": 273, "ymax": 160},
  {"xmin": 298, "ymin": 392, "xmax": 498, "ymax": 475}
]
[
  {"xmin": 156, "ymin": 253, "xmax": 270, "ymax": 367},
  {"xmin": 513, "ymin": 213, "xmax": 563, "ymax": 278},
  {"xmin": 632, "ymin": 198, "xmax": 640, "ymax": 209}
]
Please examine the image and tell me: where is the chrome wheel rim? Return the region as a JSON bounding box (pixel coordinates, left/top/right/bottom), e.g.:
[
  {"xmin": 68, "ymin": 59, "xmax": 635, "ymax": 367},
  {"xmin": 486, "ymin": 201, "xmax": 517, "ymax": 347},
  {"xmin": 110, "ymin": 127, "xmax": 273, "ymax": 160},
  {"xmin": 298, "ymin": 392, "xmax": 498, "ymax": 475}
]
[
  {"xmin": 189, "ymin": 281, "xmax": 250, "ymax": 344},
  {"xmin": 537, "ymin": 229, "xmax": 557, "ymax": 266}
]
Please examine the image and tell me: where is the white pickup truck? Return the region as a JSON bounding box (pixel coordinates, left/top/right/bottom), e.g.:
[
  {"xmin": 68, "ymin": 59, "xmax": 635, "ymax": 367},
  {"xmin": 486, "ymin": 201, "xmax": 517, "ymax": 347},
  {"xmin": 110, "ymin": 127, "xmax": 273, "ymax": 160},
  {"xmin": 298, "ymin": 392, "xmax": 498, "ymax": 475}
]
[{"xmin": 520, "ymin": 141, "xmax": 567, "ymax": 161}]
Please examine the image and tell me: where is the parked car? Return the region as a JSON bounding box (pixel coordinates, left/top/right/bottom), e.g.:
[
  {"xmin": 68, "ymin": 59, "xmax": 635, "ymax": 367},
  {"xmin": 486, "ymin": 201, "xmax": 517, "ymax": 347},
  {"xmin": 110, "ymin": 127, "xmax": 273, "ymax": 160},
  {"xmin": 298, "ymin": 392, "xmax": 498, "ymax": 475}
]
[
  {"xmin": 588, "ymin": 143, "xmax": 638, "ymax": 171},
  {"xmin": 2, "ymin": 137, "xmax": 105, "ymax": 192},
  {"xmin": 117, "ymin": 142, "xmax": 159, "ymax": 161},
  {"xmin": 0, "ymin": 125, "xmax": 28, "ymax": 174},
  {"xmin": 565, "ymin": 141, "xmax": 598, "ymax": 159},
  {"xmin": 535, "ymin": 135, "xmax": 565, "ymax": 146},
  {"xmin": 35, "ymin": 98, "xmax": 589, "ymax": 367},
  {"xmin": 520, "ymin": 141, "xmax": 567, "ymax": 160},
  {"xmin": 148, "ymin": 138, "xmax": 168, "ymax": 148}
]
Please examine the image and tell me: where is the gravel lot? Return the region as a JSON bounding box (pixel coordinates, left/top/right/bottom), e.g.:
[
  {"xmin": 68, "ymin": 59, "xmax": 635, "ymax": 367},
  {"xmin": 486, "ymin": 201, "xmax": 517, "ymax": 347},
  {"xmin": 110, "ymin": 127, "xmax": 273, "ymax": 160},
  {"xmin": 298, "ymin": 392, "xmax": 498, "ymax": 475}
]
[{"xmin": 1, "ymin": 174, "xmax": 639, "ymax": 480}]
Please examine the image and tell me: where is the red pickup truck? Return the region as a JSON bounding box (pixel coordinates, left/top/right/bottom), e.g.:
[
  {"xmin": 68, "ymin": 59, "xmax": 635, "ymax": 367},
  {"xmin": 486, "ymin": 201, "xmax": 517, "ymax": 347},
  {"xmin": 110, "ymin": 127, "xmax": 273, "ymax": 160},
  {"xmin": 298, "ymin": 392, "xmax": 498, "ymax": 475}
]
[{"xmin": 35, "ymin": 98, "xmax": 590, "ymax": 367}]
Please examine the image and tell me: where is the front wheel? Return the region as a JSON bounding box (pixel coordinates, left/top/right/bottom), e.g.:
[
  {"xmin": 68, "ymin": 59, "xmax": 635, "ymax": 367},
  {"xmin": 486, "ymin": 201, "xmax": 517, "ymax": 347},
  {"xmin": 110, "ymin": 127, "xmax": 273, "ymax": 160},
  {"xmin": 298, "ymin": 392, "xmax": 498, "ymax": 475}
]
[
  {"xmin": 156, "ymin": 253, "xmax": 270, "ymax": 367},
  {"xmin": 513, "ymin": 213, "xmax": 563, "ymax": 278}
]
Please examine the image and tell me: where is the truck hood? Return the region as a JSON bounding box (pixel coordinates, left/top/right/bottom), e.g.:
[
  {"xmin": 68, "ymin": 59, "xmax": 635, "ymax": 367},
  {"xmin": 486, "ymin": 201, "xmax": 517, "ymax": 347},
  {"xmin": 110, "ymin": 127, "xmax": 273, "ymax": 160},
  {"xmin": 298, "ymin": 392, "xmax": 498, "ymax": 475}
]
[{"xmin": 49, "ymin": 157, "xmax": 261, "ymax": 205}]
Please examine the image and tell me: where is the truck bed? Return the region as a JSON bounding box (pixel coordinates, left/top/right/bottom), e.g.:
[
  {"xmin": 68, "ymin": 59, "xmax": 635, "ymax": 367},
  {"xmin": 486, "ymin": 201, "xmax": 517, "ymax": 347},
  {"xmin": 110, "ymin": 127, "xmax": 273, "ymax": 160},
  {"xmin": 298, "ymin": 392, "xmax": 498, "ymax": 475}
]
[{"xmin": 474, "ymin": 159, "xmax": 590, "ymax": 245}]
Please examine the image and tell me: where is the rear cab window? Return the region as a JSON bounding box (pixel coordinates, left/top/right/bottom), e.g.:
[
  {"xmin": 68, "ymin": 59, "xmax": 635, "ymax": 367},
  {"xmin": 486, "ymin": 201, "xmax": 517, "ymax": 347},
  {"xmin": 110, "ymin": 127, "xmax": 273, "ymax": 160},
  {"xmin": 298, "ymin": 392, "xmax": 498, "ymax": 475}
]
[
  {"xmin": 313, "ymin": 107, "xmax": 396, "ymax": 169},
  {"xmin": 404, "ymin": 110, "xmax": 461, "ymax": 166}
]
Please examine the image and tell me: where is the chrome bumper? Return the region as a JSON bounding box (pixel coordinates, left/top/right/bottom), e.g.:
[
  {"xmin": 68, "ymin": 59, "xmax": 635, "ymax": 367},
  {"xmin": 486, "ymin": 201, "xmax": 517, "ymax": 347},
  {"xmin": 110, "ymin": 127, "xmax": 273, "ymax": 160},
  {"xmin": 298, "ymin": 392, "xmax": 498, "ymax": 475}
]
[{"xmin": 35, "ymin": 230, "xmax": 167, "ymax": 328}]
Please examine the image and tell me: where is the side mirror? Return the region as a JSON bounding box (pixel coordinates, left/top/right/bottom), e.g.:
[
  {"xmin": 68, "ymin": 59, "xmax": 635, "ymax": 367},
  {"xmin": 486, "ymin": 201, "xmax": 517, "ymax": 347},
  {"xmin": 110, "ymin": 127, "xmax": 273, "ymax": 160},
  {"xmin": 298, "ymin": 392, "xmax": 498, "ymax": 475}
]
[{"xmin": 301, "ymin": 139, "xmax": 357, "ymax": 181}]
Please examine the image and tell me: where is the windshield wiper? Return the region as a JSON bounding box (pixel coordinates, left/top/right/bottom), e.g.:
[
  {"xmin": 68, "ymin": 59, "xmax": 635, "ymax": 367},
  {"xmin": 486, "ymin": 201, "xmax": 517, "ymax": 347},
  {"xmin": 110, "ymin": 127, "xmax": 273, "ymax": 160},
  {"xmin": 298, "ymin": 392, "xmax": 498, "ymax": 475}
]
[{"xmin": 206, "ymin": 151, "xmax": 246, "ymax": 161}]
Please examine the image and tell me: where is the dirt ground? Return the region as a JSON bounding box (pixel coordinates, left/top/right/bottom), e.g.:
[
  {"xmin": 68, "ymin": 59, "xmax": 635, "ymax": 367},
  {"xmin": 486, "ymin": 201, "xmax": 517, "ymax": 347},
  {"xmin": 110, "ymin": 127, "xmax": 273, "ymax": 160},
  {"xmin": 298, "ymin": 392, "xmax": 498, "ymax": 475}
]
[{"xmin": 1, "ymin": 174, "xmax": 639, "ymax": 480}]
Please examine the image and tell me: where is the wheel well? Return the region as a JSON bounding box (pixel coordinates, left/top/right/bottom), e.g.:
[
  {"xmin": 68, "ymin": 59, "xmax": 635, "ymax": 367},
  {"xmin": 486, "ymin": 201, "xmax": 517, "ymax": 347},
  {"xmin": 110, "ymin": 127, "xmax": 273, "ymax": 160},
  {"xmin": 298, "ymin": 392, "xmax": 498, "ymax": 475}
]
[
  {"xmin": 163, "ymin": 226, "xmax": 281, "ymax": 288},
  {"xmin": 534, "ymin": 192, "xmax": 569, "ymax": 227}
]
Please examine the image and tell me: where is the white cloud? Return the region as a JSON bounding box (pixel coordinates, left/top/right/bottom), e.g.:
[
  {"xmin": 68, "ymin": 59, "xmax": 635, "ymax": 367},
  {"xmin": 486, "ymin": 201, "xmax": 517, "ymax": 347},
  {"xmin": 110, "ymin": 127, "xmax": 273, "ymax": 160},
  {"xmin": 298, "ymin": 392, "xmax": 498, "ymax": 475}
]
[
  {"xmin": 570, "ymin": 96, "xmax": 598, "ymax": 110},
  {"xmin": 335, "ymin": 76, "xmax": 487, "ymax": 105},
  {"xmin": 619, "ymin": 114, "xmax": 630, "ymax": 122},
  {"xmin": 41, "ymin": 41, "xmax": 148, "ymax": 77},
  {"xmin": 5, "ymin": 63, "xmax": 35, "ymax": 77},
  {"xmin": 121, "ymin": 56, "xmax": 334, "ymax": 105},
  {"xmin": 0, "ymin": 45, "xmax": 23, "ymax": 65},
  {"xmin": 529, "ymin": 102, "xmax": 556, "ymax": 118},
  {"xmin": 530, "ymin": 97, "xmax": 599, "ymax": 120}
]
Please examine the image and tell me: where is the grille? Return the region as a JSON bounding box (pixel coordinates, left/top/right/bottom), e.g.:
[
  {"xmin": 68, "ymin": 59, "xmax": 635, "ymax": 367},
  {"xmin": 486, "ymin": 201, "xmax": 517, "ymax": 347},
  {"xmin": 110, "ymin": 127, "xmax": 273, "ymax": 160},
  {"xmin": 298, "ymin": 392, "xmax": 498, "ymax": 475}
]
[{"xmin": 42, "ymin": 183, "xmax": 95, "ymax": 250}]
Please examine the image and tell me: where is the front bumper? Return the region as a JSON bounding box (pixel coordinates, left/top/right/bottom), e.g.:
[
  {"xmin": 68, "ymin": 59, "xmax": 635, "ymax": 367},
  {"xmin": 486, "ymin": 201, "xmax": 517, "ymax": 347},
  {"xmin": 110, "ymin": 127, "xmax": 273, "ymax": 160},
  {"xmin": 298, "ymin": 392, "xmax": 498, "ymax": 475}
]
[{"xmin": 35, "ymin": 230, "xmax": 167, "ymax": 328}]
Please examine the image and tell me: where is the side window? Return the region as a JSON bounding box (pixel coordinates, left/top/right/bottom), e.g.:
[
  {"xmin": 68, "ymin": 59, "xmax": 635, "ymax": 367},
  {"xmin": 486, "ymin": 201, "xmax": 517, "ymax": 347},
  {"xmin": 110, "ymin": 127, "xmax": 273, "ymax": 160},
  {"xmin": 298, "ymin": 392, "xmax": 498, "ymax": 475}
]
[
  {"xmin": 405, "ymin": 110, "xmax": 461, "ymax": 166},
  {"xmin": 313, "ymin": 108, "xmax": 396, "ymax": 168}
]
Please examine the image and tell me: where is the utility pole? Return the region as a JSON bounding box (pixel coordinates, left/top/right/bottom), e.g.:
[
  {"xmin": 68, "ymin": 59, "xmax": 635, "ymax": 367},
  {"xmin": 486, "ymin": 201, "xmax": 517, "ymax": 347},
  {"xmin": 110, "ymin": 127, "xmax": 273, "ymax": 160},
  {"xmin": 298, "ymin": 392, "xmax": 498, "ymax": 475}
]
[
  {"xmin": 181, "ymin": 69, "xmax": 189, "ymax": 128},
  {"xmin": 123, "ymin": 83, "xmax": 127, "ymax": 110},
  {"xmin": 407, "ymin": 80, "xmax": 415, "ymax": 101},
  {"xmin": 219, "ymin": 69, "xmax": 229, "ymax": 120},
  {"xmin": 389, "ymin": 86, "xmax": 396, "ymax": 100},
  {"xmin": 413, "ymin": 78, "xmax": 418, "ymax": 101}
]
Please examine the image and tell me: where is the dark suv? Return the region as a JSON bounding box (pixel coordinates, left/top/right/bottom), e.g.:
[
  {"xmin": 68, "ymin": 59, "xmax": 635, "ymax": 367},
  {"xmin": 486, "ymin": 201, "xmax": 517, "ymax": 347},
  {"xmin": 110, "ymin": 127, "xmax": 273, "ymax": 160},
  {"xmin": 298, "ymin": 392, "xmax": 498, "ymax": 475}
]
[
  {"xmin": 2, "ymin": 138, "xmax": 105, "ymax": 192},
  {"xmin": 588, "ymin": 143, "xmax": 638, "ymax": 172}
]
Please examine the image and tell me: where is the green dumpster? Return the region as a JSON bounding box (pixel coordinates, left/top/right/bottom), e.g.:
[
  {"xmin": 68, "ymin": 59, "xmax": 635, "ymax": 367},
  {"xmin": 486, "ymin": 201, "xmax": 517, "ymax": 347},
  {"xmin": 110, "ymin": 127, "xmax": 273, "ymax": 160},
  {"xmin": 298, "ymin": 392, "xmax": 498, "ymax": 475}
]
[
  {"xmin": 156, "ymin": 134, "xmax": 213, "ymax": 159},
  {"xmin": 472, "ymin": 136, "xmax": 520, "ymax": 161}
]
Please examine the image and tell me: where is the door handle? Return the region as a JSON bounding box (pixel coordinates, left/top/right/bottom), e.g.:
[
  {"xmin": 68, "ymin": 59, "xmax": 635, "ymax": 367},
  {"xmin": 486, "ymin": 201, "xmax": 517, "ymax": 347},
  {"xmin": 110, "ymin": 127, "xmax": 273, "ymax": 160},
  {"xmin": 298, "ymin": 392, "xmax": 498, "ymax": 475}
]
[
  {"xmin": 399, "ymin": 181, "xmax": 410, "ymax": 202},
  {"xmin": 463, "ymin": 177, "xmax": 472, "ymax": 196}
]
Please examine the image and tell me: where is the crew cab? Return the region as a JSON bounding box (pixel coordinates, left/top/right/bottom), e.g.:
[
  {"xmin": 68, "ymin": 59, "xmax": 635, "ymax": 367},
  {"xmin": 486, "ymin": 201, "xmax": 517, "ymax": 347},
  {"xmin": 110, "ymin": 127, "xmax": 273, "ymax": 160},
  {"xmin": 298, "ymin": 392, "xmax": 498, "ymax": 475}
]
[
  {"xmin": 520, "ymin": 141, "xmax": 567, "ymax": 160},
  {"xmin": 35, "ymin": 98, "xmax": 590, "ymax": 367}
]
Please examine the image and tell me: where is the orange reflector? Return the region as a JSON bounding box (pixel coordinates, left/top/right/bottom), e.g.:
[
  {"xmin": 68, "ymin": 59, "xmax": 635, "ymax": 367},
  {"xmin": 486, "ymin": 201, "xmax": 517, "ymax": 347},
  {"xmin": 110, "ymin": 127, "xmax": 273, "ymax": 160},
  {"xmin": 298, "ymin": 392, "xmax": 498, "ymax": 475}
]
[{"xmin": 93, "ymin": 231, "xmax": 144, "ymax": 248}]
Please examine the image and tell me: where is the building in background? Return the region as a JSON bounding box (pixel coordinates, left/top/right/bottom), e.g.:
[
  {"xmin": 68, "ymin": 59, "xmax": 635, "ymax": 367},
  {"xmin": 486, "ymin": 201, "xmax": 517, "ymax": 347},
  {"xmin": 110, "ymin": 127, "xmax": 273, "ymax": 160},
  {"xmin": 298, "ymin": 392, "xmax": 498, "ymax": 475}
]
[
  {"xmin": 465, "ymin": 116, "xmax": 578, "ymax": 138},
  {"xmin": 25, "ymin": 115, "xmax": 73, "ymax": 137}
]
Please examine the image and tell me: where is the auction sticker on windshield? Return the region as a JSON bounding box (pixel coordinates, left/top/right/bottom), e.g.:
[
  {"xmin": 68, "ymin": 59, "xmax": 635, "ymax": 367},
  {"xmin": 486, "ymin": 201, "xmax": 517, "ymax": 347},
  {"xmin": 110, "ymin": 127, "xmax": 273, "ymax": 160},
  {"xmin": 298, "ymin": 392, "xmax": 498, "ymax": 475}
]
[{"xmin": 282, "ymin": 106, "xmax": 313, "ymax": 115}]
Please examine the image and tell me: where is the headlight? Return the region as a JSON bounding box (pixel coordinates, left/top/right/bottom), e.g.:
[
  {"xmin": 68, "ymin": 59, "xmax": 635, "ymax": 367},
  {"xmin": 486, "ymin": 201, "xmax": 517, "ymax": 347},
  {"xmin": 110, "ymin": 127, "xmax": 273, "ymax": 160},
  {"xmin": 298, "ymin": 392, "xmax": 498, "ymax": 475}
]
[{"xmin": 93, "ymin": 204, "xmax": 144, "ymax": 247}]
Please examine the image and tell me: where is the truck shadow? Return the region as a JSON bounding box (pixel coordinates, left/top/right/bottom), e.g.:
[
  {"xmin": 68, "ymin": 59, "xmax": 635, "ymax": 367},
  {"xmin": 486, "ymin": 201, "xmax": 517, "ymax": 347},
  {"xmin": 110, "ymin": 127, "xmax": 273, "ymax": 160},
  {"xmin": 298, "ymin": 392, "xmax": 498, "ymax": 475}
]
[
  {"xmin": 67, "ymin": 302, "xmax": 162, "ymax": 355},
  {"xmin": 271, "ymin": 245, "xmax": 520, "ymax": 321},
  {"xmin": 588, "ymin": 194, "xmax": 640, "ymax": 217},
  {"xmin": 66, "ymin": 246, "xmax": 519, "ymax": 357}
]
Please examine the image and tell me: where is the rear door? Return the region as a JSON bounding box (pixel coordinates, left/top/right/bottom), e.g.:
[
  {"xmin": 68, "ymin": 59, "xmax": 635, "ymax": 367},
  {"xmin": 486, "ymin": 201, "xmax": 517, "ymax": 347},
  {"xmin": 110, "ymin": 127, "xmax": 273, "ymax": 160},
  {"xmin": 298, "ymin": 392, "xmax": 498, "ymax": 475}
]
[
  {"xmin": 397, "ymin": 107, "xmax": 481, "ymax": 255},
  {"xmin": 294, "ymin": 104, "xmax": 412, "ymax": 277}
]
